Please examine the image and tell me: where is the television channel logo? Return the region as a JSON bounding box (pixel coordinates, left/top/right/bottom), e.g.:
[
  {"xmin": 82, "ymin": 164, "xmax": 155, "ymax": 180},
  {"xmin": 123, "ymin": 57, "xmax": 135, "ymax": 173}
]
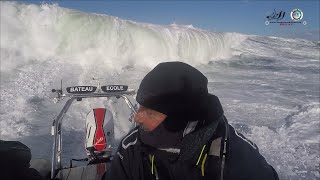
[{"xmin": 290, "ymin": 9, "xmax": 303, "ymax": 21}]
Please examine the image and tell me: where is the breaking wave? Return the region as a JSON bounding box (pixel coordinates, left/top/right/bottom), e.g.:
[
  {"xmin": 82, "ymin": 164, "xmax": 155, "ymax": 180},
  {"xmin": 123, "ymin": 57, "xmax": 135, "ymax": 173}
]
[{"xmin": 1, "ymin": 1, "xmax": 246, "ymax": 74}]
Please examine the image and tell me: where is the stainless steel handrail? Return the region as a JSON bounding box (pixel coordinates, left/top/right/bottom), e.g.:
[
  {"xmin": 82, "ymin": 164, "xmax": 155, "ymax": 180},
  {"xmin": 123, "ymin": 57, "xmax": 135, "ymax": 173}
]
[{"xmin": 51, "ymin": 91, "xmax": 136, "ymax": 178}]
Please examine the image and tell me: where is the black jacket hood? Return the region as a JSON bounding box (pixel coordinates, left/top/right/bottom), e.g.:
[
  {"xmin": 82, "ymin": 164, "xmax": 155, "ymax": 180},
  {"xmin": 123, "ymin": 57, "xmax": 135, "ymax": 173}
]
[
  {"xmin": 136, "ymin": 62, "xmax": 222, "ymax": 131},
  {"xmin": 139, "ymin": 93, "xmax": 224, "ymax": 163},
  {"xmin": 136, "ymin": 62, "xmax": 208, "ymax": 116}
]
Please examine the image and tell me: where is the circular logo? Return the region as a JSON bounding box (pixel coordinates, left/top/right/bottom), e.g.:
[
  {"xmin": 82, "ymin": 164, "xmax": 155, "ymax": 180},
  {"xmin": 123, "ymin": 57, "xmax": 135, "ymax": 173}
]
[{"xmin": 291, "ymin": 9, "xmax": 303, "ymax": 21}]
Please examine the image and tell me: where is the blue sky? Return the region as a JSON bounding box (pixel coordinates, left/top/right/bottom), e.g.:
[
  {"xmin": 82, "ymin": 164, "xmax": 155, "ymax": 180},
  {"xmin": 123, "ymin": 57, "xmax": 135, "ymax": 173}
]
[{"xmin": 21, "ymin": 1, "xmax": 319, "ymax": 40}]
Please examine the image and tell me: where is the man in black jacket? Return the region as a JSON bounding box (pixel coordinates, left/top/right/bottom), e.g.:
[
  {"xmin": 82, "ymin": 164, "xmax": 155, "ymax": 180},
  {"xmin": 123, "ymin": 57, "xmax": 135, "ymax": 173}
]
[
  {"xmin": 0, "ymin": 140, "xmax": 44, "ymax": 180},
  {"xmin": 105, "ymin": 61, "xmax": 279, "ymax": 180}
]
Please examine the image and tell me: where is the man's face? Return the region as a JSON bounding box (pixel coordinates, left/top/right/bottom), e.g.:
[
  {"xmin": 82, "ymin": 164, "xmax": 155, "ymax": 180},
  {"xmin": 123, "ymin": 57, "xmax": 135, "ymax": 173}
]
[{"xmin": 134, "ymin": 105, "xmax": 167, "ymax": 132}]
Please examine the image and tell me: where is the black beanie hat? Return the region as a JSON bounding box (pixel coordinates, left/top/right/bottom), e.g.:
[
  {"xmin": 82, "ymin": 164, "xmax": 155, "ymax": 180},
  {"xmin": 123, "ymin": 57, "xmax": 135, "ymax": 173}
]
[{"xmin": 136, "ymin": 61, "xmax": 209, "ymax": 131}]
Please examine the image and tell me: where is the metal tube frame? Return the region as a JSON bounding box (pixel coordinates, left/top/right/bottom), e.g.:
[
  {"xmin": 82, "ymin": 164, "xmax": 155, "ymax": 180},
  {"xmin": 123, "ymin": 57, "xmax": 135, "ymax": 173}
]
[{"xmin": 51, "ymin": 91, "xmax": 136, "ymax": 179}]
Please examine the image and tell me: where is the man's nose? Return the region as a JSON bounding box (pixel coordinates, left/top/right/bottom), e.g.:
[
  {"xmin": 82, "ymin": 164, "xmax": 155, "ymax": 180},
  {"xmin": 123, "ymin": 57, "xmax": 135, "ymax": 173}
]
[{"xmin": 134, "ymin": 111, "xmax": 143, "ymax": 123}]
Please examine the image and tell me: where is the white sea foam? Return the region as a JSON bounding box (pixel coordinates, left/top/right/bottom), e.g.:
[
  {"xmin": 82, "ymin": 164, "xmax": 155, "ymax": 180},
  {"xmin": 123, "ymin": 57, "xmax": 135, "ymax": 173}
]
[{"xmin": 0, "ymin": 1, "xmax": 247, "ymax": 74}]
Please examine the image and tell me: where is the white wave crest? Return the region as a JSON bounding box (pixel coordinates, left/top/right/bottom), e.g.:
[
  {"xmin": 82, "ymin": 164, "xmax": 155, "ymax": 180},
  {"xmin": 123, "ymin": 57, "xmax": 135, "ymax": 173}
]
[{"xmin": 0, "ymin": 1, "xmax": 247, "ymax": 73}]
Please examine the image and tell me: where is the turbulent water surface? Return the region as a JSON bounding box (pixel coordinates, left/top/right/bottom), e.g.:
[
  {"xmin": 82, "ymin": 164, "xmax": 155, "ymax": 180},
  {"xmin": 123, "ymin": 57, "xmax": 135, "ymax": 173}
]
[{"xmin": 1, "ymin": 2, "xmax": 319, "ymax": 180}]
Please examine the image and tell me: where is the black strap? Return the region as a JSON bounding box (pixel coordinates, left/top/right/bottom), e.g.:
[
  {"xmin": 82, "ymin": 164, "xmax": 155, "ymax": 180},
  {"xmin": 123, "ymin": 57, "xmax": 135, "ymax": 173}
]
[{"xmin": 219, "ymin": 116, "xmax": 229, "ymax": 180}]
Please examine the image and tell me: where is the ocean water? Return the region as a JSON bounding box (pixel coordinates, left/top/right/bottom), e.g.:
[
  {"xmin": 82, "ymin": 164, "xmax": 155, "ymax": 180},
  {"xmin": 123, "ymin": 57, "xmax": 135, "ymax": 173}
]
[{"xmin": 0, "ymin": 2, "xmax": 319, "ymax": 180}]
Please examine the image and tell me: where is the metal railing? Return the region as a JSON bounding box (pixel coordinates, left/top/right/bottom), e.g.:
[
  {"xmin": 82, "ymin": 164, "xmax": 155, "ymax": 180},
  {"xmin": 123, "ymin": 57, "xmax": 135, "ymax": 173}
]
[{"xmin": 51, "ymin": 90, "xmax": 136, "ymax": 179}]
